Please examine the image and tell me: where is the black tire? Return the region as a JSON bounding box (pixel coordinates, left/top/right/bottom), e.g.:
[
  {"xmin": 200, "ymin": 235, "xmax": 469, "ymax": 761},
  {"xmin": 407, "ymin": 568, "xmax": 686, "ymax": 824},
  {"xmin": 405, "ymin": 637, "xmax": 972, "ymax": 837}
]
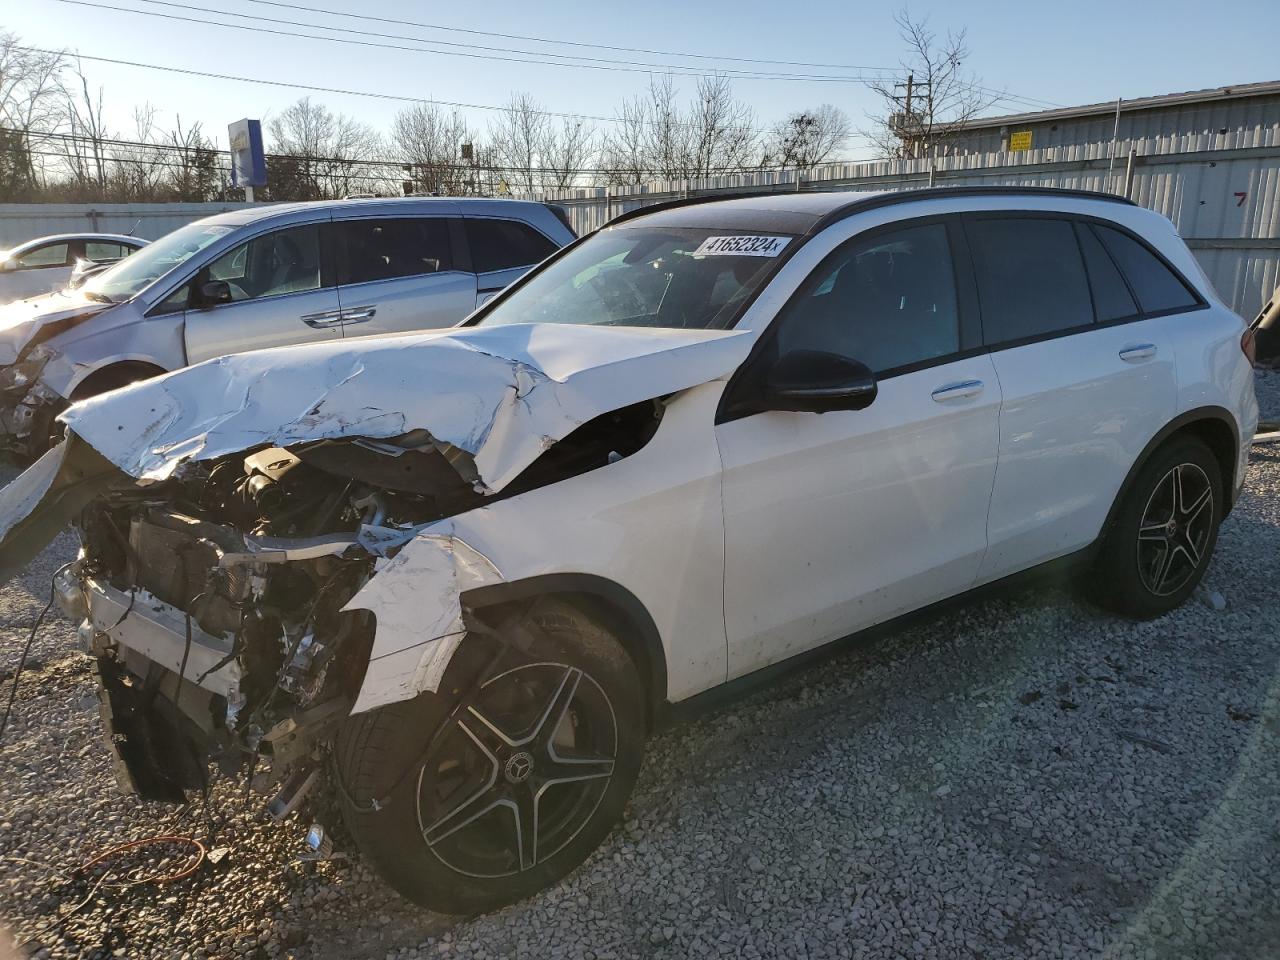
[
  {"xmin": 1089, "ymin": 436, "xmax": 1223, "ymax": 619},
  {"xmin": 334, "ymin": 597, "xmax": 645, "ymax": 914}
]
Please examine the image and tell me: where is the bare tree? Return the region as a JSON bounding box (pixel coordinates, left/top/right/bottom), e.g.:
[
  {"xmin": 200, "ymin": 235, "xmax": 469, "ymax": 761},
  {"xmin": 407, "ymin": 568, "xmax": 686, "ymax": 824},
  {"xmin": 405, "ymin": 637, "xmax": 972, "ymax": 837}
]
[
  {"xmin": 487, "ymin": 94, "xmax": 598, "ymax": 195},
  {"xmin": 489, "ymin": 93, "xmax": 545, "ymax": 195},
  {"xmin": 390, "ymin": 101, "xmax": 476, "ymax": 195},
  {"xmin": 0, "ymin": 33, "xmax": 65, "ymax": 194},
  {"xmin": 539, "ymin": 117, "xmax": 596, "ymax": 193},
  {"xmin": 865, "ymin": 10, "xmax": 1001, "ymax": 159},
  {"xmin": 761, "ymin": 104, "xmax": 852, "ymax": 170},
  {"xmin": 62, "ymin": 63, "xmax": 111, "ymax": 197},
  {"xmin": 267, "ymin": 97, "xmax": 383, "ymax": 199},
  {"xmin": 160, "ymin": 115, "xmax": 220, "ymax": 201},
  {"xmin": 599, "ymin": 75, "xmax": 757, "ymax": 187},
  {"xmin": 107, "ymin": 104, "xmax": 164, "ymax": 200}
]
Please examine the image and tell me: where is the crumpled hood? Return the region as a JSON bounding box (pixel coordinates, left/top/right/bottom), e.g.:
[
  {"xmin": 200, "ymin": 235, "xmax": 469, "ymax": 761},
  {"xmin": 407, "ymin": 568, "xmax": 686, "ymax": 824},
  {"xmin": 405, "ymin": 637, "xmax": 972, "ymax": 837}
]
[
  {"xmin": 0, "ymin": 321, "xmax": 753, "ymax": 578},
  {"xmin": 0, "ymin": 291, "xmax": 113, "ymax": 364},
  {"xmin": 60, "ymin": 321, "xmax": 754, "ymax": 493}
]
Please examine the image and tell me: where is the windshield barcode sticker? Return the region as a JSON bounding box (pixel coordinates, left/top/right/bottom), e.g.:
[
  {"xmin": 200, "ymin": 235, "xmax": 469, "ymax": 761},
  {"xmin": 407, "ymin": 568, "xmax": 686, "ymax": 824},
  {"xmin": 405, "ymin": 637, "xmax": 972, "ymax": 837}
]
[{"xmin": 693, "ymin": 235, "xmax": 790, "ymax": 257}]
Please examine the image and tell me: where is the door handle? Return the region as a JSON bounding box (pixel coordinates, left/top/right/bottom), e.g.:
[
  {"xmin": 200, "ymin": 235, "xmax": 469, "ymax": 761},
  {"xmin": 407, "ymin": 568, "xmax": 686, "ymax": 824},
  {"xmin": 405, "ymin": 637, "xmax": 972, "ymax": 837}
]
[
  {"xmin": 1119, "ymin": 343, "xmax": 1157, "ymax": 362},
  {"xmin": 300, "ymin": 310, "xmax": 344, "ymax": 328},
  {"xmin": 339, "ymin": 305, "xmax": 377, "ymax": 324},
  {"xmin": 931, "ymin": 379, "xmax": 984, "ymax": 402}
]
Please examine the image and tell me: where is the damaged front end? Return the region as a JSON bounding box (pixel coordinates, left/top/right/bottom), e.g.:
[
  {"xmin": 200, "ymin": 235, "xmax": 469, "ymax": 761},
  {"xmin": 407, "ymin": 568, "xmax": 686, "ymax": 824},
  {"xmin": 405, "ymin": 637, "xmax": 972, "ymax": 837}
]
[
  {"xmin": 0, "ymin": 320, "xmax": 750, "ymax": 840},
  {"xmin": 56, "ymin": 400, "xmax": 663, "ymax": 809}
]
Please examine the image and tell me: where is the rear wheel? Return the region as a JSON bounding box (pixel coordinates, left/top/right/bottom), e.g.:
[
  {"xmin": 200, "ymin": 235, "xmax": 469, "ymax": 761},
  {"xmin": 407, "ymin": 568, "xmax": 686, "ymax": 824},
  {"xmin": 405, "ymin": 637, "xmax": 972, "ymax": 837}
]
[
  {"xmin": 335, "ymin": 598, "xmax": 645, "ymax": 914},
  {"xmin": 1089, "ymin": 436, "xmax": 1223, "ymax": 619}
]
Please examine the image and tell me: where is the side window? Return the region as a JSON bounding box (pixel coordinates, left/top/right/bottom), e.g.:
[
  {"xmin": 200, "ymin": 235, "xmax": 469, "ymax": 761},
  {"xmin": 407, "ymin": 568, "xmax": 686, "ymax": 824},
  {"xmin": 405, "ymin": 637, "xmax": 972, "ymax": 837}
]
[
  {"xmin": 15, "ymin": 243, "xmax": 69, "ymax": 268},
  {"xmin": 153, "ymin": 281, "xmax": 192, "ymax": 315},
  {"xmin": 775, "ymin": 222, "xmax": 960, "ymax": 375},
  {"xmin": 1093, "ymin": 224, "xmax": 1199, "ymax": 314},
  {"xmin": 85, "ymin": 241, "xmax": 128, "ymax": 261},
  {"xmin": 1075, "ymin": 222, "xmax": 1138, "ymax": 322},
  {"xmin": 967, "ymin": 217, "xmax": 1093, "ymax": 344},
  {"xmin": 336, "ymin": 218, "xmax": 453, "ymax": 285},
  {"xmin": 202, "ymin": 225, "xmax": 322, "ymax": 302},
  {"xmin": 465, "ymin": 218, "xmax": 557, "ymax": 274}
]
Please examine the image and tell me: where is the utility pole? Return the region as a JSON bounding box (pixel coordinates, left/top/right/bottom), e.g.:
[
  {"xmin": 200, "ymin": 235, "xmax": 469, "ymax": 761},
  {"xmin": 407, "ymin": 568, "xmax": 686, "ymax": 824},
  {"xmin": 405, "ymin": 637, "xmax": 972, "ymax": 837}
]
[{"xmin": 891, "ymin": 73, "xmax": 932, "ymax": 159}]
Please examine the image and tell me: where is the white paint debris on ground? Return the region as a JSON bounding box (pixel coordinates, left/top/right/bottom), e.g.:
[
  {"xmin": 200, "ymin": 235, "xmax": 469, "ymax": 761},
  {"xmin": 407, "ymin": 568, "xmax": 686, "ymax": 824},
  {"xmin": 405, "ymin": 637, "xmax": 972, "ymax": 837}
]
[{"xmin": 0, "ymin": 368, "xmax": 1277, "ymax": 960}]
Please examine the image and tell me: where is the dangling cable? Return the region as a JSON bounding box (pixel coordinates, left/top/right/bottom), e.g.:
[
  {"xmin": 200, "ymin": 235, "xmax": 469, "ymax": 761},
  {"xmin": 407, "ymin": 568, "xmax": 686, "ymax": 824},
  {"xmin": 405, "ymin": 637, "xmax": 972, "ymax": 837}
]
[{"xmin": 0, "ymin": 563, "xmax": 70, "ymax": 743}]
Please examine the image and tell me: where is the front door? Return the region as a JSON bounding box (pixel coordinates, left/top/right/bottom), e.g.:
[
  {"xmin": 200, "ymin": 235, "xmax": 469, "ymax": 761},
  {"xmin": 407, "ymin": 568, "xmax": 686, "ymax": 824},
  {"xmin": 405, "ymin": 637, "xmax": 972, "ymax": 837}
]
[
  {"xmin": 717, "ymin": 219, "xmax": 1001, "ymax": 678},
  {"xmin": 183, "ymin": 222, "xmax": 342, "ymax": 364},
  {"xmin": 332, "ymin": 216, "xmax": 476, "ymax": 338}
]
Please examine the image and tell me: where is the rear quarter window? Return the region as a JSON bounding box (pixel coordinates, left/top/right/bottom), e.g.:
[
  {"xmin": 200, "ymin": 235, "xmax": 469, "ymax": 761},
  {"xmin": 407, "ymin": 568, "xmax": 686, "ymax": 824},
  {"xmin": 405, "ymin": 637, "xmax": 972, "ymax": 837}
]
[
  {"xmin": 466, "ymin": 218, "xmax": 558, "ymax": 274},
  {"xmin": 1093, "ymin": 224, "xmax": 1199, "ymax": 314}
]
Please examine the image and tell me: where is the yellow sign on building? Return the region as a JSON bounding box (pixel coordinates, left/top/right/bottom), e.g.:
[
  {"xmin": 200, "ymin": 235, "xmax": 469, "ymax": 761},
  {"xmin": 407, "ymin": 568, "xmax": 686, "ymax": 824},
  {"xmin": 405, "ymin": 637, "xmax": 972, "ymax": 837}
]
[{"xmin": 1009, "ymin": 130, "xmax": 1034, "ymax": 152}]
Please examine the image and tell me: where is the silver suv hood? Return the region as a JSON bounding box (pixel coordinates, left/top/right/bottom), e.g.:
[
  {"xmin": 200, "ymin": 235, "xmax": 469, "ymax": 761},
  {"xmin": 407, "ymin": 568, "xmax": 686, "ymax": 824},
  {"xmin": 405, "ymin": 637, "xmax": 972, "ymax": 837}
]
[
  {"xmin": 0, "ymin": 291, "xmax": 114, "ymax": 363},
  {"xmin": 0, "ymin": 321, "xmax": 752, "ymax": 572}
]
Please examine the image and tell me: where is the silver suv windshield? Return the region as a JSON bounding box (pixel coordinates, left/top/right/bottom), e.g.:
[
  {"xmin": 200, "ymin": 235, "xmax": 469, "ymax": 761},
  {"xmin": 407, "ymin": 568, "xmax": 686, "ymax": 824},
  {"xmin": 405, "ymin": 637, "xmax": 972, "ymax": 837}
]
[
  {"xmin": 475, "ymin": 226, "xmax": 794, "ymax": 329},
  {"xmin": 81, "ymin": 222, "xmax": 235, "ymax": 303}
]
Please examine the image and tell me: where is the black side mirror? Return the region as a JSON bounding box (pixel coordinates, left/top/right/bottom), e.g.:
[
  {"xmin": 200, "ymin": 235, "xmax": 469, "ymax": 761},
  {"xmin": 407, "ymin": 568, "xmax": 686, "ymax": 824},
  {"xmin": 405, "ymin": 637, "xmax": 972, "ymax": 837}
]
[
  {"xmin": 762, "ymin": 349, "xmax": 878, "ymax": 413},
  {"xmin": 198, "ymin": 279, "xmax": 233, "ymax": 306}
]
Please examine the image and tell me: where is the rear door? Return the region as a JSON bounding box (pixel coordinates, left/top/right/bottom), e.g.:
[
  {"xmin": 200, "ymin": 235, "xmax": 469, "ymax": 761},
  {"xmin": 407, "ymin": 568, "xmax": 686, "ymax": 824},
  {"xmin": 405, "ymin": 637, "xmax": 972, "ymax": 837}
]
[
  {"xmin": 462, "ymin": 217, "xmax": 561, "ymax": 307},
  {"xmin": 332, "ymin": 216, "xmax": 476, "ymax": 338},
  {"xmin": 182, "ymin": 220, "xmax": 343, "ymax": 364},
  {"xmin": 970, "ymin": 214, "xmax": 1180, "ymax": 582}
]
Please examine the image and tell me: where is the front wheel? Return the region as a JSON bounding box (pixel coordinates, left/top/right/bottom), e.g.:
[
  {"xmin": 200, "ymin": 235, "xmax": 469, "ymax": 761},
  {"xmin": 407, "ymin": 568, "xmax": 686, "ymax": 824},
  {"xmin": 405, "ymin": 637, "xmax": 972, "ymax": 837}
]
[
  {"xmin": 1089, "ymin": 436, "xmax": 1223, "ymax": 619},
  {"xmin": 334, "ymin": 598, "xmax": 645, "ymax": 914}
]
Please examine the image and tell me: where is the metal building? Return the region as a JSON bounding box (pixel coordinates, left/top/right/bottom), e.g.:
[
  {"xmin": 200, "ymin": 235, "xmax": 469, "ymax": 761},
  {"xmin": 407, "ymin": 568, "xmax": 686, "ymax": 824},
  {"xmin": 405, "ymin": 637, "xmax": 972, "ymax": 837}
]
[{"xmin": 941, "ymin": 81, "xmax": 1280, "ymax": 156}]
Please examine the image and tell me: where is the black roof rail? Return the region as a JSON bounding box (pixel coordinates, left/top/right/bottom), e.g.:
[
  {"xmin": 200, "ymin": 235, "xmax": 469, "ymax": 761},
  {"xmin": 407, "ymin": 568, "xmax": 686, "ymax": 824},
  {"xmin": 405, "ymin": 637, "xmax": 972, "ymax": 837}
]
[
  {"xmin": 602, "ymin": 184, "xmax": 1138, "ymax": 233},
  {"xmin": 603, "ymin": 191, "xmax": 780, "ymax": 227},
  {"xmin": 807, "ymin": 185, "xmax": 1137, "ymax": 235}
]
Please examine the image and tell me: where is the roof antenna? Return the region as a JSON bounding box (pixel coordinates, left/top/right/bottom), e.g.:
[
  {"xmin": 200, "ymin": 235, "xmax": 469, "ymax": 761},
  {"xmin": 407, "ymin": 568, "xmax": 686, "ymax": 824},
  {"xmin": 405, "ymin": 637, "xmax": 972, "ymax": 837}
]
[{"xmin": 126, "ymin": 218, "xmax": 142, "ymax": 237}]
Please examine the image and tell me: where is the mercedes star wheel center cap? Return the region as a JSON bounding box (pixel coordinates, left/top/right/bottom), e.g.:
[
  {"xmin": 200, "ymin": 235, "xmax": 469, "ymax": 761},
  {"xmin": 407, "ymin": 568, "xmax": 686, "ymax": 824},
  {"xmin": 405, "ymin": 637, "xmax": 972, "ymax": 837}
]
[{"xmin": 505, "ymin": 752, "xmax": 535, "ymax": 784}]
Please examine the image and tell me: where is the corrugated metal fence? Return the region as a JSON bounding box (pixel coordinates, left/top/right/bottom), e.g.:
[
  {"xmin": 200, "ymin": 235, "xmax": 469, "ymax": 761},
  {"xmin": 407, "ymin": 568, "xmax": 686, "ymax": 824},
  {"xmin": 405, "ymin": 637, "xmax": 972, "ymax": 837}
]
[
  {"xmin": 536, "ymin": 130, "xmax": 1280, "ymax": 318},
  {"xmin": 4, "ymin": 130, "xmax": 1277, "ymax": 317},
  {"xmin": 0, "ymin": 202, "xmax": 253, "ymax": 246}
]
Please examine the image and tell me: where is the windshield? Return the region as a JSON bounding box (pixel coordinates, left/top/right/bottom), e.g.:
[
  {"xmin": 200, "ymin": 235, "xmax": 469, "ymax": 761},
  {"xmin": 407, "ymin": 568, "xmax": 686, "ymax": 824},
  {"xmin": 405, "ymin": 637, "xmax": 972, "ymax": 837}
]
[
  {"xmin": 81, "ymin": 221, "xmax": 235, "ymax": 303},
  {"xmin": 475, "ymin": 226, "xmax": 794, "ymax": 330}
]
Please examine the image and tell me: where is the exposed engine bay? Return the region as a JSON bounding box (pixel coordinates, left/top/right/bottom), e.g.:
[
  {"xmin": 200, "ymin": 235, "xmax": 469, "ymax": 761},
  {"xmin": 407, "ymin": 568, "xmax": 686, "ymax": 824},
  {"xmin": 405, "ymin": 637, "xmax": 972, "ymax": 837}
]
[{"xmin": 64, "ymin": 400, "xmax": 661, "ymax": 805}]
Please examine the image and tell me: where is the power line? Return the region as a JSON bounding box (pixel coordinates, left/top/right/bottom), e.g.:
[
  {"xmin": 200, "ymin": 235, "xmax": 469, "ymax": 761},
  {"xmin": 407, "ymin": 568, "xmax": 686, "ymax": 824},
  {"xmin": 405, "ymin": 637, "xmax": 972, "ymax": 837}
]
[
  {"xmin": 46, "ymin": 0, "xmax": 1061, "ymax": 110},
  {"xmin": 20, "ymin": 45, "xmax": 880, "ymax": 146},
  {"xmin": 232, "ymin": 0, "xmax": 1060, "ymax": 109},
  {"xmin": 125, "ymin": 0, "xmax": 893, "ymax": 82},
  {"xmin": 237, "ymin": 0, "xmax": 900, "ymax": 73},
  {"xmin": 52, "ymin": 0, "xmax": 895, "ymax": 84},
  {"xmin": 16, "ymin": 128, "xmax": 831, "ymax": 177},
  {"xmin": 17, "ymin": 46, "xmax": 633, "ymax": 126}
]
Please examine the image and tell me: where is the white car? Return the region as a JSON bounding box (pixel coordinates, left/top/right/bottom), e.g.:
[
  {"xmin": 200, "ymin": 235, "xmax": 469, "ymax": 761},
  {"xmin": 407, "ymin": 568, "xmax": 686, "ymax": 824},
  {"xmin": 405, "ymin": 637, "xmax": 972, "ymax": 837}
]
[
  {"xmin": 0, "ymin": 233, "xmax": 146, "ymax": 305},
  {"xmin": 0, "ymin": 187, "xmax": 1258, "ymax": 913}
]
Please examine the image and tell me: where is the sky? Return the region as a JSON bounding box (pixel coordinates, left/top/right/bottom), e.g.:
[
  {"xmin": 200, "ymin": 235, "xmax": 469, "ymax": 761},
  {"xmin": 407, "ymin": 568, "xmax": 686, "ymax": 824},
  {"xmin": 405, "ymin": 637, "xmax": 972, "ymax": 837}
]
[{"xmin": 7, "ymin": 0, "xmax": 1280, "ymax": 162}]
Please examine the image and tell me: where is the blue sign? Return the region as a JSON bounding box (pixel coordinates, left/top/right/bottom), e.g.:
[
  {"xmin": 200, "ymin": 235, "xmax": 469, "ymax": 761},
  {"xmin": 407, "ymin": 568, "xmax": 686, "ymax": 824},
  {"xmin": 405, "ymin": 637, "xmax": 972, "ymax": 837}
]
[{"xmin": 228, "ymin": 118, "xmax": 267, "ymax": 188}]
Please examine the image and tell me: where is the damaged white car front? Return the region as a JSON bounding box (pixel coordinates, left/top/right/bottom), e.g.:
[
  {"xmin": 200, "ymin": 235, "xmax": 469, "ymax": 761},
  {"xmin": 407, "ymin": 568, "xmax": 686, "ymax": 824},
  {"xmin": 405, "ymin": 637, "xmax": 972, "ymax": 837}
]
[{"xmin": 0, "ymin": 214, "xmax": 797, "ymax": 912}]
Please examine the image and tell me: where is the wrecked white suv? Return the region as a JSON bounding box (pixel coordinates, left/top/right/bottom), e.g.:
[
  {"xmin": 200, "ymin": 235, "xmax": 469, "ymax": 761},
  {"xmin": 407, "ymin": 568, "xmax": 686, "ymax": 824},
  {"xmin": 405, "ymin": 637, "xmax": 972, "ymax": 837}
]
[{"xmin": 0, "ymin": 187, "xmax": 1257, "ymax": 913}]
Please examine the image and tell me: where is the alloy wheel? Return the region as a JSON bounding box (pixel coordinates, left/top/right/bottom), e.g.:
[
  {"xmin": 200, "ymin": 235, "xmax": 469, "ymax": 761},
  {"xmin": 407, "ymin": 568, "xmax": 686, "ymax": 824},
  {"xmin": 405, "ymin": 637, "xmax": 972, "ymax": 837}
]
[
  {"xmin": 1136, "ymin": 462, "xmax": 1214, "ymax": 597},
  {"xmin": 415, "ymin": 662, "xmax": 618, "ymax": 879}
]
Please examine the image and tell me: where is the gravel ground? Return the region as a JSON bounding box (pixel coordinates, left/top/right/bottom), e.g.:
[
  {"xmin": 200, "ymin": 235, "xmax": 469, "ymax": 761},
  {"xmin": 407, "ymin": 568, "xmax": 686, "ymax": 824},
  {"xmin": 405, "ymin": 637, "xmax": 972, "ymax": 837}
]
[{"xmin": 2, "ymin": 370, "xmax": 1279, "ymax": 960}]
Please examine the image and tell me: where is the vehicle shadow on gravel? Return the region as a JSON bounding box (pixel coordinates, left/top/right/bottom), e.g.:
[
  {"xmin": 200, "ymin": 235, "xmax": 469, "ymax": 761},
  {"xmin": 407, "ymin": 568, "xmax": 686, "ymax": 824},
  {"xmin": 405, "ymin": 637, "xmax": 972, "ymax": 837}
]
[{"xmin": 2, "ymin": 449, "xmax": 1279, "ymax": 959}]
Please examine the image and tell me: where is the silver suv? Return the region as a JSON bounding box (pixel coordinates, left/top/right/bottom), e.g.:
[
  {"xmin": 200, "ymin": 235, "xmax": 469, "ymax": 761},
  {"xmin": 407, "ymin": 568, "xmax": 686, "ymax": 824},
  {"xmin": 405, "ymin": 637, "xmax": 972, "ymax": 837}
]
[{"xmin": 0, "ymin": 198, "xmax": 575, "ymax": 456}]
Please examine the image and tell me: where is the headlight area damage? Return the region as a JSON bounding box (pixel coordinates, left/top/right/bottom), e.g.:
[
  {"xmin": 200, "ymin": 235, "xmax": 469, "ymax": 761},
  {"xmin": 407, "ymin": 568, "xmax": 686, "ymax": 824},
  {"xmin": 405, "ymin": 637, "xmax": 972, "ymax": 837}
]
[{"xmin": 0, "ymin": 323, "xmax": 749, "ymax": 815}]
